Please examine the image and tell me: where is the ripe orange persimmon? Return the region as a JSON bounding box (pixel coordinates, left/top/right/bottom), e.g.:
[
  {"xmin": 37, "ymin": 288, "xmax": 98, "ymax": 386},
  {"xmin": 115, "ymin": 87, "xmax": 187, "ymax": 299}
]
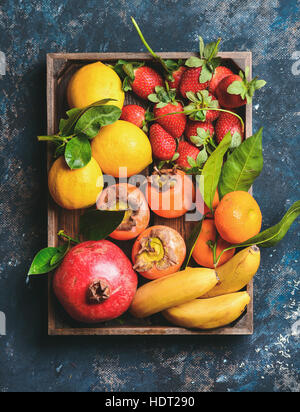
[
  {"xmin": 132, "ymin": 225, "xmax": 186, "ymax": 280},
  {"xmin": 192, "ymin": 219, "xmax": 235, "ymax": 268},
  {"xmin": 215, "ymin": 191, "xmax": 262, "ymax": 244},
  {"xmin": 146, "ymin": 169, "xmax": 195, "ymax": 219},
  {"xmin": 97, "ymin": 183, "xmax": 150, "ymax": 241}
]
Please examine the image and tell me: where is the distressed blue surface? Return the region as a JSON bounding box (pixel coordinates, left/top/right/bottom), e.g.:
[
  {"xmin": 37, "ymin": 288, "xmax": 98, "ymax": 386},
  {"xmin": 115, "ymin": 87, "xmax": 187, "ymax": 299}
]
[{"xmin": 0, "ymin": 0, "xmax": 299, "ymax": 392}]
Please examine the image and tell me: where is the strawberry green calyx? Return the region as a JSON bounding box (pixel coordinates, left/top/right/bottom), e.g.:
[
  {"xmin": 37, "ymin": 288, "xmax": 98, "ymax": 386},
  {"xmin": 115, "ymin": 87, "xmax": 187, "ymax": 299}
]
[
  {"xmin": 111, "ymin": 59, "xmax": 144, "ymax": 92},
  {"xmin": 131, "ymin": 16, "xmax": 184, "ymax": 82},
  {"xmin": 185, "ymin": 36, "xmax": 222, "ymax": 83},
  {"xmin": 148, "ymin": 84, "xmax": 178, "ymax": 108},
  {"xmin": 227, "ymin": 67, "xmax": 266, "ymax": 104},
  {"xmin": 190, "ymin": 127, "xmax": 216, "ymax": 150},
  {"xmin": 184, "ymin": 90, "xmax": 219, "ymax": 121}
]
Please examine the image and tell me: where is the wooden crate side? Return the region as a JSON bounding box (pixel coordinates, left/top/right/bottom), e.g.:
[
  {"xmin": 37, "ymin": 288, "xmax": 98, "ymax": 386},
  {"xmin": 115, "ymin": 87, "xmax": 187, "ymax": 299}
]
[{"xmin": 47, "ymin": 52, "xmax": 253, "ymax": 336}]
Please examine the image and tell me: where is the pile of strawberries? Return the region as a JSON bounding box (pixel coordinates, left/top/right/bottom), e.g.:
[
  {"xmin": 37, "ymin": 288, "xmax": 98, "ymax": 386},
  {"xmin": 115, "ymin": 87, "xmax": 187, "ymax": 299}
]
[{"xmin": 116, "ymin": 25, "xmax": 265, "ymax": 173}]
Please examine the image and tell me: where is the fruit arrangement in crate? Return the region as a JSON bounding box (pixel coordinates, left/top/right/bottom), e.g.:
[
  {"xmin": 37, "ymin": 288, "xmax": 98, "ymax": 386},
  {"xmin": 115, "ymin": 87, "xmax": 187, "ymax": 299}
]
[{"xmin": 28, "ymin": 19, "xmax": 300, "ymax": 336}]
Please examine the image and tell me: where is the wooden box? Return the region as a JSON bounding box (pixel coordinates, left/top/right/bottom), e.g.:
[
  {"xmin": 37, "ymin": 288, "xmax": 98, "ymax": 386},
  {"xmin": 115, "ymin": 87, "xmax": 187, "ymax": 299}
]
[{"xmin": 47, "ymin": 52, "xmax": 253, "ymax": 336}]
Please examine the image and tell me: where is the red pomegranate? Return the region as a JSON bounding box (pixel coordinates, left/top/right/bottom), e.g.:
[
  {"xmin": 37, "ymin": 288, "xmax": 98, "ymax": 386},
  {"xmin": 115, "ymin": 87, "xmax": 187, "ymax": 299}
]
[{"xmin": 53, "ymin": 240, "xmax": 138, "ymax": 323}]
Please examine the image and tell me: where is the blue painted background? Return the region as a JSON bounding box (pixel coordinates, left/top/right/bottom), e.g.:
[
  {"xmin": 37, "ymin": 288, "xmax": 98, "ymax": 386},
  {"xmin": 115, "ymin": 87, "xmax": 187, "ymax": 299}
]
[{"xmin": 0, "ymin": 0, "xmax": 299, "ymax": 392}]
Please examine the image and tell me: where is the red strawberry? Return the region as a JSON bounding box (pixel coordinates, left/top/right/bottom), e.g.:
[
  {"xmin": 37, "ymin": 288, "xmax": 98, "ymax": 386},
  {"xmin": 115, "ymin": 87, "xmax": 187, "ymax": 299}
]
[
  {"xmin": 154, "ymin": 101, "xmax": 186, "ymax": 139},
  {"xmin": 216, "ymin": 70, "xmax": 266, "ymax": 109},
  {"xmin": 132, "ymin": 66, "xmax": 164, "ymax": 100},
  {"xmin": 179, "ymin": 67, "xmax": 210, "ymax": 99},
  {"xmin": 208, "ymin": 66, "xmax": 234, "ymax": 95},
  {"xmin": 149, "ymin": 123, "xmax": 177, "ymax": 161},
  {"xmin": 149, "ymin": 85, "xmax": 186, "ymax": 139},
  {"xmin": 186, "ymin": 120, "xmax": 214, "ymax": 146},
  {"xmin": 215, "ymin": 112, "xmax": 244, "ymax": 148},
  {"xmin": 175, "ymin": 141, "xmax": 200, "ymax": 169},
  {"xmin": 167, "ymin": 66, "xmax": 187, "ymax": 92},
  {"xmin": 120, "ymin": 105, "xmax": 146, "ymax": 128},
  {"xmin": 204, "ymin": 94, "xmax": 220, "ymax": 122}
]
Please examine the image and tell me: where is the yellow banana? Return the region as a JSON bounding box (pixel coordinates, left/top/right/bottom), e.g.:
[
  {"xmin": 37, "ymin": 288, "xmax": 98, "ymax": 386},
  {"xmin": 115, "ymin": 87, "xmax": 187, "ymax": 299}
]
[
  {"xmin": 163, "ymin": 291, "xmax": 250, "ymax": 330},
  {"xmin": 202, "ymin": 246, "xmax": 260, "ymax": 298},
  {"xmin": 130, "ymin": 267, "xmax": 218, "ymax": 318}
]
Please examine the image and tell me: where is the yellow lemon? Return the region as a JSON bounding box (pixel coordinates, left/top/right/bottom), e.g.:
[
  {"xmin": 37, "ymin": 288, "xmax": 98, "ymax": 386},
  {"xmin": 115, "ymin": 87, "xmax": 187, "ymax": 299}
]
[
  {"xmin": 48, "ymin": 156, "xmax": 103, "ymax": 210},
  {"xmin": 91, "ymin": 120, "xmax": 152, "ymax": 178},
  {"xmin": 67, "ymin": 61, "xmax": 125, "ymax": 109}
]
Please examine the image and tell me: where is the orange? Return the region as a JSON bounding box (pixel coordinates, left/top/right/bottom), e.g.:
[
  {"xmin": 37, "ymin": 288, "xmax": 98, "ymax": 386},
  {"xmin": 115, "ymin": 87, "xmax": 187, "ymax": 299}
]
[
  {"xmin": 48, "ymin": 156, "xmax": 103, "ymax": 210},
  {"xmin": 67, "ymin": 61, "xmax": 125, "ymax": 109},
  {"xmin": 214, "ymin": 191, "xmax": 262, "ymax": 244},
  {"xmin": 192, "ymin": 219, "xmax": 235, "ymax": 268}
]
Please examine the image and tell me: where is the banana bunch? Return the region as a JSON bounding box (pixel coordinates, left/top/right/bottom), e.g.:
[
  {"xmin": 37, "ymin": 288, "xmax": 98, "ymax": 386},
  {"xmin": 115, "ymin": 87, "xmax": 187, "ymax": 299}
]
[{"xmin": 130, "ymin": 246, "xmax": 260, "ymax": 330}]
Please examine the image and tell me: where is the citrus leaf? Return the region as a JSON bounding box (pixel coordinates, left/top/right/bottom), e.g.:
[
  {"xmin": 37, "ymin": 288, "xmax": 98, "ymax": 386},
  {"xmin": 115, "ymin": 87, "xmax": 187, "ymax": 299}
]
[
  {"xmin": 64, "ymin": 136, "xmax": 92, "ymax": 170},
  {"xmin": 239, "ymin": 201, "xmax": 300, "ymax": 248},
  {"xmin": 79, "ymin": 210, "xmax": 126, "ymax": 241},
  {"xmin": 74, "ymin": 105, "xmax": 121, "ymax": 139},
  {"xmin": 219, "ymin": 128, "xmax": 263, "ymax": 198},
  {"xmin": 59, "ymin": 100, "xmax": 115, "ymax": 136},
  {"xmin": 200, "ymin": 132, "xmax": 232, "ymax": 211}
]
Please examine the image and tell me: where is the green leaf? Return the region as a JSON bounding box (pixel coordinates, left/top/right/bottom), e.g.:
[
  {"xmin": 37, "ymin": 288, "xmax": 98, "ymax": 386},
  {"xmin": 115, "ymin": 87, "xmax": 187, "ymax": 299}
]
[
  {"xmin": 230, "ymin": 131, "xmax": 243, "ymax": 149},
  {"xmin": 181, "ymin": 219, "xmax": 204, "ymax": 270},
  {"xmin": 187, "ymin": 156, "xmax": 197, "ymax": 168},
  {"xmin": 28, "ymin": 243, "xmax": 69, "ymax": 276},
  {"xmin": 59, "ymin": 108, "xmax": 82, "ymax": 136},
  {"xmin": 185, "ymin": 57, "xmax": 205, "ymax": 68},
  {"xmin": 196, "ymin": 147, "xmax": 208, "ymax": 165},
  {"xmin": 227, "ymin": 80, "xmax": 246, "ymax": 96},
  {"xmin": 204, "ymin": 41, "xmax": 219, "ymax": 60},
  {"xmin": 74, "ymin": 105, "xmax": 121, "ymax": 139},
  {"xmin": 254, "ymin": 79, "xmax": 267, "ymax": 89},
  {"xmin": 122, "ymin": 76, "xmax": 132, "ymax": 92},
  {"xmin": 238, "ymin": 201, "xmax": 300, "ymax": 248},
  {"xmin": 185, "ymin": 92, "xmax": 198, "ymax": 103},
  {"xmin": 79, "ymin": 210, "xmax": 126, "ymax": 241},
  {"xmin": 219, "ymin": 128, "xmax": 263, "ymax": 198},
  {"xmin": 59, "ymin": 100, "xmax": 115, "ymax": 137},
  {"xmin": 148, "ymin": 94, "xmax": 160, "ymax": 103},
  {"xmin": 64, "ymin": 136, "xmax": 92, "ymax": 170},
  {"xmin": 199, "ymin": 36, "xmax": 205, "ymax": 58},
  {"xmin": 199, "ymin": 63, "xmax": 213, "ymax": 83},
  {"xmin": 200, "ymin": 132, "xmax": 232, "ymax": 211}
]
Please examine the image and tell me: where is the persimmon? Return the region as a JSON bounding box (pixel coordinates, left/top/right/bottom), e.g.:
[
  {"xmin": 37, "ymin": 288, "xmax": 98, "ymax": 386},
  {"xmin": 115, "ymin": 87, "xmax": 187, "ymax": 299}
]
[
  {"xmin": 132, "ymin": 225, "xmax": 186, "ymax": 280},
  {"xmin": 192, "ymin": 219, "xmax": 235, "ymax": 268},
  {"xmin": 146, "ymin": 169, "xmax": 195, "ymax": 219},
  {"xmin": 97, "ymin": 183, "xmax": 150, "ymax": 241}
]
